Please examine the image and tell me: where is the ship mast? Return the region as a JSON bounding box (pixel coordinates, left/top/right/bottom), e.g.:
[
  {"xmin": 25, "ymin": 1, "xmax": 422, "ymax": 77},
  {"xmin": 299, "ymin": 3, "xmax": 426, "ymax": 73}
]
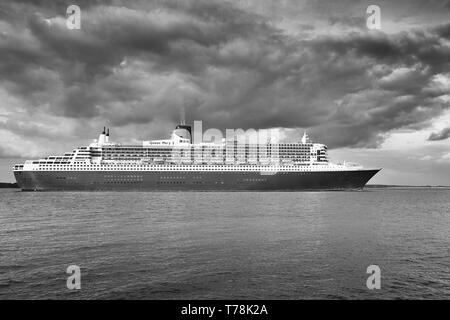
[{"xmin": 179, "ymin": 104, "xmax": 185, "ymax": 125}]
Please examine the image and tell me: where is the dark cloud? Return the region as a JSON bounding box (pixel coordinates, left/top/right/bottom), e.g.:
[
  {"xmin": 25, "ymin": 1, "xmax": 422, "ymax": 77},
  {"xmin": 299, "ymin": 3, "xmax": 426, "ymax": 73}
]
[
  {"xmin": 428, "ymin": 127, "xmax": 450, "ymax": 141},
  {"xmin": 310, "ymin": 25, "xmax": 450, "ymax": 71},
  {"xmin": 0, "ymin": 0, "xmax": 449, "ymax": 154}
]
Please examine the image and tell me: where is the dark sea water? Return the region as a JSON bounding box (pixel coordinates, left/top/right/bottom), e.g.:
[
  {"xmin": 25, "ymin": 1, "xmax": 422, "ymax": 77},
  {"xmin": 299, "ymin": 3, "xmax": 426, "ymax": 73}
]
[{"xmin": 0, "ymin": 188, "xmax": 449, "ymax": 299}]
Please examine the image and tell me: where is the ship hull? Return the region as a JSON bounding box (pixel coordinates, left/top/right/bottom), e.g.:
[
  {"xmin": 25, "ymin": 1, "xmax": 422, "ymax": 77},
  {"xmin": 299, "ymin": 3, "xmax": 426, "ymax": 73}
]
[{"xmin": 14, "ymin": 169, "xmax": 380, "ymax": 191}]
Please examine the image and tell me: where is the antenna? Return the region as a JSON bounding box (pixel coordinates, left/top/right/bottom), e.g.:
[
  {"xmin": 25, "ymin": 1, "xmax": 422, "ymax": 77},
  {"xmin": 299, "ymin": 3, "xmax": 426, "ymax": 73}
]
[
  {"xmin": 106, "ymin": 128, "xmax": 109, "ymax": 136},
  {"xmin": 179, "ymin": 106, "xmax": 185, "ymax": 125},
  {"xmin": 102, "ymin": 126, "xmax": 106, "ymax": 134}
]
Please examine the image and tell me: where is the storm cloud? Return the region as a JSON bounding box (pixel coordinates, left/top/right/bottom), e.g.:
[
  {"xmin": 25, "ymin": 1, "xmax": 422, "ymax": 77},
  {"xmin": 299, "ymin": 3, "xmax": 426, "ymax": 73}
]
[
  {"xmin": 0, "ymin": 0, "xmax": 449, "ymax": 158},
  {"xmin": 428, "ymin": 127, "xmax": 450, "ymax": 141}
]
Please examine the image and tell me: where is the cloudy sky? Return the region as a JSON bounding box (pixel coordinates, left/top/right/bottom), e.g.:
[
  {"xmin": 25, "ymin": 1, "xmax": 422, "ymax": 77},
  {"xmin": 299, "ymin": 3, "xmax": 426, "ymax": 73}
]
[{"xmin": 0, "ymin": 0, "xmax": 449, "ymax": 184}]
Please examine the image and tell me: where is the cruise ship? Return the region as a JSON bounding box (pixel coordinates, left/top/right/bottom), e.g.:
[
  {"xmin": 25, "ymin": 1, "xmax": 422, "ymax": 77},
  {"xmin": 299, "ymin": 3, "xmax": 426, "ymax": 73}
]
[{"xmin": 13, "ymin": 123, "xmax": 380, "ymax": 191}]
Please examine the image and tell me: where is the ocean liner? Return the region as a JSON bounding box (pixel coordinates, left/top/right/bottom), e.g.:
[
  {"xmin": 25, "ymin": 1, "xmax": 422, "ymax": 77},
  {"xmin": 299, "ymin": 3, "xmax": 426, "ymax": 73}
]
[{"xmin": 13, "ymin": 123, "xmax": 380, "ymax": 191}]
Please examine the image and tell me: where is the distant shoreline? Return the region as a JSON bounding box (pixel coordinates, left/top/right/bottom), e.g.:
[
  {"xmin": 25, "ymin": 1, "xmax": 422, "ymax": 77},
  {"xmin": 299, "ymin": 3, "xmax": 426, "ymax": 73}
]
[
  {"xmin": 366, "ymin": 184, "xmax": 450, "ymax": 188},
  {"xmin": 0, "ymin": 182, "xmax": 19, "ymax": 188}
]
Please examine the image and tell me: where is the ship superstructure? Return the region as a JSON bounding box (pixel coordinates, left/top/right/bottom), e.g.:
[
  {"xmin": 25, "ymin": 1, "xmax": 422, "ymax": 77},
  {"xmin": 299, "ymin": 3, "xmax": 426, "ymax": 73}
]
[{"xmin": 13, "ymin": 124, "xmax": 380, "ymax": 191}]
